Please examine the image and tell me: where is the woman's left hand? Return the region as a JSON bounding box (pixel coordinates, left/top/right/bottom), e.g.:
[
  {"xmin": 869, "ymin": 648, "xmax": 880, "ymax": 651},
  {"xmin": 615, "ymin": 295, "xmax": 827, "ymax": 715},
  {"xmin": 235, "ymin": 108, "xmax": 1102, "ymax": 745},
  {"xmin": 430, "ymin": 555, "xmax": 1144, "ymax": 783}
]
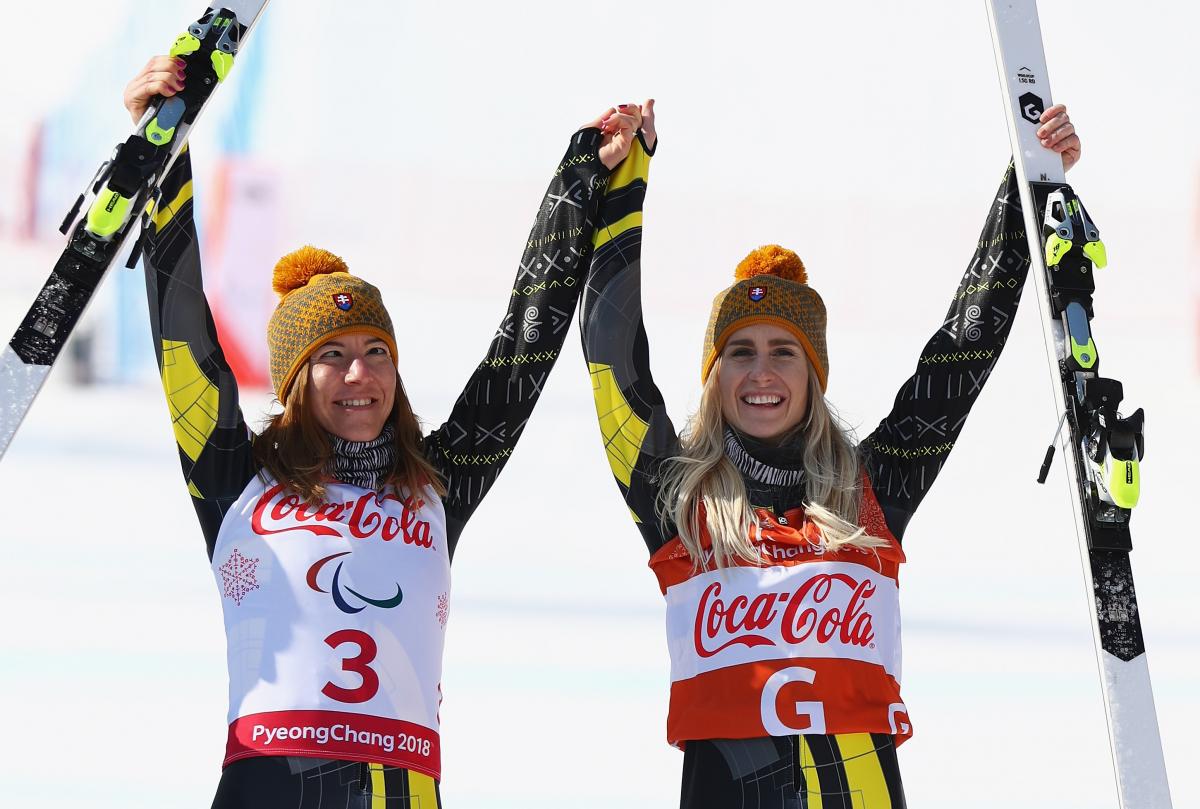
[{"xmin": 1037, "ymin": 103, "xmax": 1081, "ymax": 172}]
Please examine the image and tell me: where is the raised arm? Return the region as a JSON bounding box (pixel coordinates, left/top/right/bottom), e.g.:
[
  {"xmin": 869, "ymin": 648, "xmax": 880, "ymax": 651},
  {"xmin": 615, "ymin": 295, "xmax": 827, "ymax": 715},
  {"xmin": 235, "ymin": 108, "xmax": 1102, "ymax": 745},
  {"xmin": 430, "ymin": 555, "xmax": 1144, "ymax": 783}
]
[
  {"xmin": 426, "ymin": 121, "xmax": 620, "ymax": 556},
  {"xmin": 861, "ymin": 106, "xmax": 1082, "ymax": 540},
  {"xmin": 578, "ymin": 103, "xmax": 678, "ymax": 557},
  {"xmin": 132, "ymin": 59, "xmax": 257, "ymax": 559}
]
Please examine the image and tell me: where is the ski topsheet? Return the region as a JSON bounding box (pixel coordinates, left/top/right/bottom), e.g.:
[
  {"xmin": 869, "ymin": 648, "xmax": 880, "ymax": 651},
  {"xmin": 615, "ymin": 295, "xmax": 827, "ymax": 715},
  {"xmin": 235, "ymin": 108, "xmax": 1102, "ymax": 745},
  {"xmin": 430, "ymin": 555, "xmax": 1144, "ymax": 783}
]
[
  {"xmin": 0, "ymin": 1, "xmax": 271, "ymax": 461},
  {"xmin": 985, "ymin": 2, "xmax": 1172, "ymax": 807}
]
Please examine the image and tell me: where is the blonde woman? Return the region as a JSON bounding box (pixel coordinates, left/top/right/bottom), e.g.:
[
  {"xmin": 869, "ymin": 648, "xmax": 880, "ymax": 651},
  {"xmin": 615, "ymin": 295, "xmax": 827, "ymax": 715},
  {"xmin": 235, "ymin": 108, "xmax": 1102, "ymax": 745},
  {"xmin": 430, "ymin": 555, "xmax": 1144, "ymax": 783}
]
[{"xmin": 579, "ymin": 102, "xmax": 1081, "ymax": 807}]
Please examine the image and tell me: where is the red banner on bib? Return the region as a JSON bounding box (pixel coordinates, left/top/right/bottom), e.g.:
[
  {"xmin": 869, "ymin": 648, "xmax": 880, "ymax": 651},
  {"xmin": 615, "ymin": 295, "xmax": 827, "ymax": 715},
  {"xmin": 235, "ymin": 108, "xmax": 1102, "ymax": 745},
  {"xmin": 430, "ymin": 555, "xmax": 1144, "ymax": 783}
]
[{"xmin": 225, "ymin": 710, "xmax": 441, "ymax": 779}]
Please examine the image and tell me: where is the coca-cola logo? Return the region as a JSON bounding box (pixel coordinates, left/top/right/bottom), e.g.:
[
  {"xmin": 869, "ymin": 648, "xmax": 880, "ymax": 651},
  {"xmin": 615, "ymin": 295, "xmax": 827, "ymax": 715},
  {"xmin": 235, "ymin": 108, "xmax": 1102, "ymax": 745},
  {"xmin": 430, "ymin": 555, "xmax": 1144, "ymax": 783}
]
[
  {"xmin": 251, "ymin": 483, "xmax": 434, "ymax": 549},
  {"xmin": 693, "ymin": 573, "xmax": 876, "ymax": 658}
]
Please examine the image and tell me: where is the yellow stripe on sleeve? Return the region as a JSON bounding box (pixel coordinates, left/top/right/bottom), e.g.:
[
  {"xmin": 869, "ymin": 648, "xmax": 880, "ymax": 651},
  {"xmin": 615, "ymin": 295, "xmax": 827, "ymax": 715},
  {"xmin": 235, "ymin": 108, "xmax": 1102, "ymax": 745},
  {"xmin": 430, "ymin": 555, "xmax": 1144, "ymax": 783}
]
[
  {"xmin": 836, "ymin": 733, "xmax": 892, "ymax": 808},
  {"xmin": 588, "ymin": 362, "xmax": 649, "ymax": 487},
  {"xmin": 592, "ymin": 211, "xmax": 642, "ymax": 251},
  {"xmin": 607, "ymin": 139, "xmax": 652, "ymax": 193},
  {"xmin": 151, "ymin": 179, "xmax": 194, "ymax": 233},
  {"xmin": 161, "ymin": 339, "xmax": 220, "ymax": 462}
]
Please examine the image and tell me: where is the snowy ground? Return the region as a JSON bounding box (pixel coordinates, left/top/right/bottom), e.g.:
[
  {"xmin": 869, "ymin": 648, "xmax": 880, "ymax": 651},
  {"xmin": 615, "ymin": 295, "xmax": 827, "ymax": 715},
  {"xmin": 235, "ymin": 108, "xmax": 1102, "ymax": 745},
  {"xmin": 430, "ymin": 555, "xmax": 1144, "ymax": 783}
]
[{"xmin": 2, "ymin": 1, "xmax": 1198, "ymax": 806}]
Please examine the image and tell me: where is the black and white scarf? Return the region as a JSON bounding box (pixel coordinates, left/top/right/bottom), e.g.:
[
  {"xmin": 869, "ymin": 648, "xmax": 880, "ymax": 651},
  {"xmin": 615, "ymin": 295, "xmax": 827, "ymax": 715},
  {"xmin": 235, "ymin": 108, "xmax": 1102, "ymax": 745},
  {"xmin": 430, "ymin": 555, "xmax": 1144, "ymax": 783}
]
[
  {"xmin": 327, "ymin": 424, "xmax": 397, "ymax": 490},
  {"xmin": 724, "ymin": 428, "xmax": 806, "ymax": 488}
]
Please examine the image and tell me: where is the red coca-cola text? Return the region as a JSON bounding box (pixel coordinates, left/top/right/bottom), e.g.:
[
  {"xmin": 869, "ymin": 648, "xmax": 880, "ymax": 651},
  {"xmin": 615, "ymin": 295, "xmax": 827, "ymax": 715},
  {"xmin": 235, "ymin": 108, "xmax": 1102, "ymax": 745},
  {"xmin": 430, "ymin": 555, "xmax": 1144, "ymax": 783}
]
[
  {"xmin": 252, "ymin": 484, "xmax": 433, "ymax": 548},
  {"xmin": 694, "ymin": 573, "xmax": 876, "ymax": 658}
]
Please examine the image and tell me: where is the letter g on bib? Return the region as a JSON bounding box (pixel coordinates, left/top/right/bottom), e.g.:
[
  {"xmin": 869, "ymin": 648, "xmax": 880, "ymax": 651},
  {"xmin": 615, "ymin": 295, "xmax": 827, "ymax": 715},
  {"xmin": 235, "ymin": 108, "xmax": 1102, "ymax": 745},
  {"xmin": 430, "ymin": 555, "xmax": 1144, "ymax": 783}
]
[{"xmin": 760, "ymin": 666, "xmax": 827, "ymax": 735}]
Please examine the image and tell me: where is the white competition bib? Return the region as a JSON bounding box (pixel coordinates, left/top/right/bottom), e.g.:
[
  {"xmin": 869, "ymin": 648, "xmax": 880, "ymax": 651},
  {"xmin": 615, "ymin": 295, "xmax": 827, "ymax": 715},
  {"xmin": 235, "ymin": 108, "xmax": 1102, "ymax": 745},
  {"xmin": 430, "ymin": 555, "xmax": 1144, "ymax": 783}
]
[{"xmin": 211, "ymin": 476, "xmax": 450, "ymax": 778}]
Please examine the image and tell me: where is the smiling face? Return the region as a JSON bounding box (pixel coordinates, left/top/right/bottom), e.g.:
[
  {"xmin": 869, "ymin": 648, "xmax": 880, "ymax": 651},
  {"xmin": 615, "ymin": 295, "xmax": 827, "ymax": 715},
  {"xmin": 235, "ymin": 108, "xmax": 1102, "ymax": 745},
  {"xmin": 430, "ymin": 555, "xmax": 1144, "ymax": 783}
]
[
  {"xmin": 305, "ymin": 332, "xmax": 398, "ymax": 442},
  {"xmin": 716, "ymin": 323, "xmax": 812, "ymax": 442}
]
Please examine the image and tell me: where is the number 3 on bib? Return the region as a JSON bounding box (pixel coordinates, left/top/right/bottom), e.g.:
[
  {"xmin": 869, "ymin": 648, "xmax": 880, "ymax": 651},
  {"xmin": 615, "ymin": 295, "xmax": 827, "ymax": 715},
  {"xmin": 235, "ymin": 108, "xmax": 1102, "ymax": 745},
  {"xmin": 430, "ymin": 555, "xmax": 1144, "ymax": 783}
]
[
  {"xmin": 760, "ymin": 666, "xmax": 827, "ymax": 735},
  {"xmin": 322, "ymin": 629, "xmax": 380, "ymax": 704}
]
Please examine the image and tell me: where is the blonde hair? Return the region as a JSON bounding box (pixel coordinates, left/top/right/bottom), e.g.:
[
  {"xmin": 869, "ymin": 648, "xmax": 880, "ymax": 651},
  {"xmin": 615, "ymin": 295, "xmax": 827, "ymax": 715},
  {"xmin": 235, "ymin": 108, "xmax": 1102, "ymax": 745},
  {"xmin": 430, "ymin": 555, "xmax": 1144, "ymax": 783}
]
[
  {"xmin": 657, "ymin": 362, "xmax": 888, "ymax": 569},
  {"xmin": 254, "ymin": 364, "xmax": 446, "ymax": 504}
]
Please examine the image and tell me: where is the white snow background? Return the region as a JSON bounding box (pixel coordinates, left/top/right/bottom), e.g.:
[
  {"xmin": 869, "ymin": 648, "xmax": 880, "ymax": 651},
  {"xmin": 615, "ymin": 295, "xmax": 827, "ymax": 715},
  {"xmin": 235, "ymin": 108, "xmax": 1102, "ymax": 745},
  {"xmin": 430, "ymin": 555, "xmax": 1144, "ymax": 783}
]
[{"xmin": 0, "ymin": 1, "xmax": 1197, "ymax": 807}]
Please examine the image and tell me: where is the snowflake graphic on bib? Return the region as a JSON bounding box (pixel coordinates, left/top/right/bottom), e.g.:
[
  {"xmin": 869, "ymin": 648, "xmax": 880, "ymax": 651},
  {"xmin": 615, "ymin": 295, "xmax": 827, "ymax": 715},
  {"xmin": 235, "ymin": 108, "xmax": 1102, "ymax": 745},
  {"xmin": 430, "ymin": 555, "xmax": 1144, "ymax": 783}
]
[
  {"xmin": 436, "ymin": 592, "xmax": 449, "ymax": 628},
  {"xmin": 220, "ymin": 548, "xmax": 261, "ymax": 606}
]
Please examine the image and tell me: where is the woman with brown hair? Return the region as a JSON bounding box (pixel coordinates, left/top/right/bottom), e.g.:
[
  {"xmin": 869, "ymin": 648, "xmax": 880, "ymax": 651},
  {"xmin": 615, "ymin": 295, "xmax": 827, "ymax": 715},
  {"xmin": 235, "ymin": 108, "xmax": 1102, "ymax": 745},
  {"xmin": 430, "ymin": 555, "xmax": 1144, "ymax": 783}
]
[
  {"xmin": 125, "ymin": 55, "xmax": 644, "ymax": 807},
  {"xmin": 579, "ymin": 101, "xmax": 1081, "ymax": 806}
]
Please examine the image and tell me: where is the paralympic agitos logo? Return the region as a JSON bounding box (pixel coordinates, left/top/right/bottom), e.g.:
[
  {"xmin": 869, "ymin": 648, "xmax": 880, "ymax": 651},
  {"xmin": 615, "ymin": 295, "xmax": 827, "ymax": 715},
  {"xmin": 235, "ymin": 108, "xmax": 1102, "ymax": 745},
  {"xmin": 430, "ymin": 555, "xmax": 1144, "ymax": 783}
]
[{"xmin": 307, "ymin": 551, "xmax": 403, "ymax": 614}]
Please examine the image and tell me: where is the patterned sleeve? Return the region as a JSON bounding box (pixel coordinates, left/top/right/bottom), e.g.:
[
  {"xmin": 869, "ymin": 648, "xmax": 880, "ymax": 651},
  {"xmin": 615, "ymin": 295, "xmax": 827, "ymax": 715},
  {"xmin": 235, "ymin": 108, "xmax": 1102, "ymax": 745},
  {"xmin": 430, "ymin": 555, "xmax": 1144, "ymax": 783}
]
[
  {"xmin": 425, "ymin": 128, "xmax": 610, "ymax": 557},
  {"xmin": 577, "ymin": 135, "xmax": 678, "ymax": 557},
  {"xmin": 141, "ymin": 147, "xmax": 258, "ymax": 560},
  {"xmin": 860, "ymin": 164, "xmax": 1030, "ymax": 541}
]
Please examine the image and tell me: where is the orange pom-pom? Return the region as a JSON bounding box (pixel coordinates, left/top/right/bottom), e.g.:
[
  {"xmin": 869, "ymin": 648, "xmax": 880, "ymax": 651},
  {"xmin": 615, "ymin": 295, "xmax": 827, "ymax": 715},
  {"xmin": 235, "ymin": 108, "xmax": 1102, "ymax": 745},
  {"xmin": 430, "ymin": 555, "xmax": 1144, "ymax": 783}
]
[
  {"xmin": 271, "ymin": 245, "xmax": 350, "ymax": 298},
  {"xmin": 734, "ymin": 245, "xmax": 807, "ymax": 285}
]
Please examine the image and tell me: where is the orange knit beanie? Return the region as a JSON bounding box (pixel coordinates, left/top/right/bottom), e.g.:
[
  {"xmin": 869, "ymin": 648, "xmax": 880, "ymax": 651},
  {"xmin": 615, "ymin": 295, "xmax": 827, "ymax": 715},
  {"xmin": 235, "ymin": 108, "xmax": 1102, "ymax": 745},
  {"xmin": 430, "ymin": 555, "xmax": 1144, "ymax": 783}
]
[
  {"xmin": 266, "ymin": 246, "xmax": 397, "ymax": 399},
  {"xmin": 700, "ymin": 245, "xmax": 829, "ymax": 390}
]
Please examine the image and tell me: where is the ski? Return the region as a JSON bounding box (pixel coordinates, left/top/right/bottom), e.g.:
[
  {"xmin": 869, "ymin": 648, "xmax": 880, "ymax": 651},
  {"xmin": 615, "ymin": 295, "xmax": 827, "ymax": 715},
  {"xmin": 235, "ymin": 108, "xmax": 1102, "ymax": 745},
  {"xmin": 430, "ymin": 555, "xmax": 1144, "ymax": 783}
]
[
  {"xmin": 0, "ymin": 0, "xmax": 271, "ymax": 461},
  {"xmin": 985, "ymin": 1, "xmax": 1172, "ymax": 807}
]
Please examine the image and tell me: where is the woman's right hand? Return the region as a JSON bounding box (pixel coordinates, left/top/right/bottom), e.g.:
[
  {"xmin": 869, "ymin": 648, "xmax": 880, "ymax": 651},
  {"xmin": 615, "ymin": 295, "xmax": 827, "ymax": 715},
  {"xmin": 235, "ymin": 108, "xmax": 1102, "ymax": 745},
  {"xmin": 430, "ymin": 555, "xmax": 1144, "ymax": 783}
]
[
  {"xmin": 1037, "ymin": 103, "xmax": 1081, "ymax": 172},
  {"xmin": 584, "ymin": 99, "xmax": 655, "ymax": 170},
  {"xmin": 123, "ymin": 56, "xmax": 187, "ymax": 125}
]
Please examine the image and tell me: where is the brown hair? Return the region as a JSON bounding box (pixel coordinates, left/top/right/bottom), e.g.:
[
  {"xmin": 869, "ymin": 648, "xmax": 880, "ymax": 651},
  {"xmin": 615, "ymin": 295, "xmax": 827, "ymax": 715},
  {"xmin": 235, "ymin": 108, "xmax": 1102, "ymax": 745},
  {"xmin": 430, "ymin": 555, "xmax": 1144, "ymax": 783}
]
[{"xmin": 253, "ymin": 364, "xmax": 446, "ymax": 504}]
